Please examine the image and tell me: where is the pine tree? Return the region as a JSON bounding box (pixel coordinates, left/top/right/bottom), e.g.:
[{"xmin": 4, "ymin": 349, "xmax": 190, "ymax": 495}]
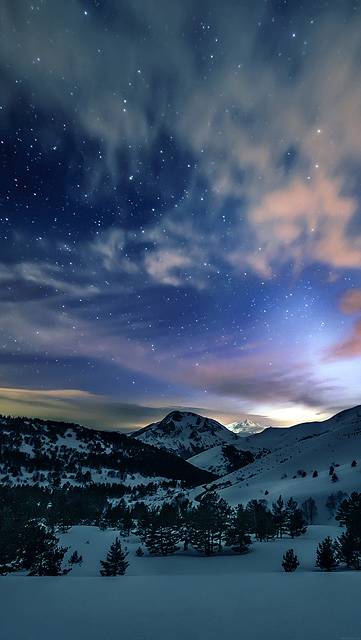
[
  {"xmin": 247, "ymin": 500, "xmax": 276, "ymax": 541},
  {"xmin": 100, "ymin": 537, "xmax": 129, "ymax": 576},
  {"xmin": 272, "ymin": 496, "xmax": 287, "ymax": 538},
  {"xmin": 335, "ymin": 494, "xmax": 361, "ymax": 570},
  {"xmin": 286, "ymin": 498, "xmax": 307, "ymax": 538},
  {"xmin": 302, "ymin": 497, "xmax": 317, "ymax": 524},
  {"xmin": 135, "ymin": 546, "xmax": 144, "ymax": 557},
  {"xmin": 18, "ymin": 520, "xmax": 69, "ymax": 575},
  {"xmin": 336, "ymin": 531, "xmax": 360, "ymax": 569},
  {"xmin": 215, "ymin": 498, "xmax": 232, "ymax": 551},
  {"xmin": 351, "ymin": 460, "xmax": 357, "ymax": 468},
  {"xmin": 188, "ymin": 491, "xmax": 220, "ymax": 555},
  {"xmin": 316, "ymin": 536, "xmax": 338, "ymax": 571},
  {"xmin": 120, "ymin": 509, "xmax": 133, "ymax": 537},
  {"xmin": 282, "ymin": 549, "xmax": 299, "ymax": 572},
  {"xmin": 142, "ymin": 504, "xmax": 180, "ymax": 556},
  {"xmin": 225, "ymin": 504, "xmax": 251, "ymax": 554},
  {"xmin": 28, "ymin": 544, "xmax": 70, "ymax": 576},
  {"xmin": 69, "ymin": 550, "xmax": 83, "ymax": 565}
]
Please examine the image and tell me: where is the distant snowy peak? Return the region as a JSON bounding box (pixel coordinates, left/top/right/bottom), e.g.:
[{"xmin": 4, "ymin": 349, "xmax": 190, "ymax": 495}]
[
  {"xmin": 226, "ymin": 418, "xmax": 266, "ymax": 436},
  {"xmin": 131, "ymin": 410, "xmax": 239, "ymax": 458}
]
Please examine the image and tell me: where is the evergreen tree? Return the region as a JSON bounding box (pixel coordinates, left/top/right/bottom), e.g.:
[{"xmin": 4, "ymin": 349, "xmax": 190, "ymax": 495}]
[
  {"xmin": 215, "ymin": 498, "xmax": 232, "ymax": 552},
  {"xmin": 225, "ymin": 504, "xmax": 251, "ymax": 554},
  {"xmin": 316, "ymin": 536, "xmax": 338, "ymax": 571},
  {"xmin": 28, "ymin": 544, "xmax": 70, "ymax": 576},
  {"xmin": 271, "ymin": 496, "xmax": 287, "ymax": 538},
  {"xmin": 286, "ymin": 498, "xmax": 307, "ymax": 538},
  {"xmin": 142, "ymin": 504, "xmax": 180, "ymax": 556},
  {"xmin": 247, "ymin": 500, "xmax": 276, "ymax": 541},
  {"xmin": 351, "ymin": 460, "xmax": 357, "ymax": 468},
  {"xmin": 282, "ymin": 549, "xmax": 299, "ymax": 572},
  {"xmin": 120, "ymin": 510, "xmax": 133, "ymax": 537},
  {"xmin": 18, "ymin": 520, "xmax": 68, "ymax": 575},
  {"xmin": 135, "ymin": 504, "xmax": 152, "ymax": 539},
  {"xmin": 69, "ymin": 550, "xmax": 83, "ymax": 565},
  {"xmin": 335, "ymin": 494, "xmax": 361, "ymax": 570},
  {"xmin": 135, "ymin": 546, "xmax": 144, "ymax": 557},
  {"xmin": 100, "ymin": 537, "xmax": 129, "ymax": 576},
  {"xmin": 336, "ymin": 531, "xmax": 360, "ymax": 569},
  {"xmin": 336, "ymin": 492, "xmax": 361, "ymax": 535},
  {"xmin": 188, "ymin": 491, "xmax": 220, "ymax": 555},
  {"xmin": 301, "ymin": 497, "xmax": 317, "ymax": 524}
]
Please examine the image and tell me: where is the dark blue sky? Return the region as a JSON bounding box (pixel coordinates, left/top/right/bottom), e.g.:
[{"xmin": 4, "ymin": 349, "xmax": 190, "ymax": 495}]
[{"xmin": 0, "ymin": 0, "xmax": 361, "ymax": 429}]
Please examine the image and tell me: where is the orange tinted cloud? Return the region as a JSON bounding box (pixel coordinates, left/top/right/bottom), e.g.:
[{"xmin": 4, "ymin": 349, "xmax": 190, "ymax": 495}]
[
  {"xmin": 243, "ymin": 173, "xmax": 361, "ymax": 275},
  {"xmin": 330, "ymin": 320, "xmax": 361, "ymax": 359},
  {"xmin": 340, "ymin": 289, "xmax": 361, "ymax": 314}
]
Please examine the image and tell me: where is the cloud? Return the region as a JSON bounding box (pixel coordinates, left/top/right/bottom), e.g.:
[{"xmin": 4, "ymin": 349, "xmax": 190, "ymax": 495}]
[
  {"xmin": 328, "ymin": 289, "xmax": 361, "ymax": 360},
  {"xmin": 328, "ymin": 320, "xmax": 361, "ymax": 360},
  {"xmin": 0, "ymin": 386, "xmax": 265, "ymax": 430},
  {"xmin": 235, "ymin": 173, "xmax": 361, "ymax": 276},
  {"xmin": 145, "ymin": 251, "xmax": 193, "ymax": 287},
  {"xmin": 340, "ymin": 289, "xmax": 361, "ymax": 314},
  {"xmin": 0, "ymin": 386, "xmax": 167, "ymax": 429},
  {"xmin": 1, "ymin": 2, "xmax": 361, "ymax": 284},
  {"xmin": 174, "ymin": 352, "xmax": 336, "ymax": 410}
]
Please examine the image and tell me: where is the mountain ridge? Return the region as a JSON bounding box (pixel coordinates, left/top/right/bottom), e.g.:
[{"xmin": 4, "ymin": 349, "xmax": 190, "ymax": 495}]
[{"xmin": 130, "ymin": 410, "xmax": 239, "ymax": 458}]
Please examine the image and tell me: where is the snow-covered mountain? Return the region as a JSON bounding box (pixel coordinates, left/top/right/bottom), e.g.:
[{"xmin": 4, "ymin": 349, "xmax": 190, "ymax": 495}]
[
  {"xmin": 131, "ymin": 410, "xmax": 239, "ymax": 458},
  {"xmin": 0, "ymin": 415, "xmax": 215, "ymax": 489},
  {"xmin": 226, "ymin": 418, "xmax": 266, "ymax": 436},
  {"xmin": 206, "ymin": 405, "xmax": 361, "ymax": 514}
]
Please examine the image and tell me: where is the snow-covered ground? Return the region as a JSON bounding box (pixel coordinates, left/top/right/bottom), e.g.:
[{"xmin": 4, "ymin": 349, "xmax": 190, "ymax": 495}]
[{"xmin": 1, "ymin": 524, "xmax": 361, "ymax": 640}]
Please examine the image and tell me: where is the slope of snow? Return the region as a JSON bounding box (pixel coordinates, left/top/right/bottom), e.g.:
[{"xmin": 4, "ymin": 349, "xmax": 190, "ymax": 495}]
[
  {"xmin": 188, "ymin": 442, "xmax": 269, "ymax": 476},
  {"xmin": 131, "ymin": 410, "xmax": 239, "ymax": 458},
  {"xmin": 207, "ymin": 405, "xmax": 361, "ymax": 513},
  {"xmin": 0, "ymin": 415, "xmax": 214, "ymax": 489},
  {"xmin": 1, "ymin": 524, "xmax": 361, "ymax": 640}
]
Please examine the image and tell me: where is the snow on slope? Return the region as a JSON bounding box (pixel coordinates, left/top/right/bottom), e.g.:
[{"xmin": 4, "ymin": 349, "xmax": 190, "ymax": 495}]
[
  {"xmin": 131, "ymin": 410, "xmax": 239, "ymax": 458},
  {"xmin": 0, "ymin": 415, "xmax": 214, "ymax": 488},
  {"xmin": 226, "ymin": 418, "xmax": 266, "ymax": 436},
  {"xmin": 188, "ymin": 442, "xmax": 269, "ymax": 476},
  {"xmin": 207, "ymin": 405, "xmax": 361, "ymax": 513},
  {"xmin": 2, "ymin": 524, "xmax": 361, "ymax": 640}
]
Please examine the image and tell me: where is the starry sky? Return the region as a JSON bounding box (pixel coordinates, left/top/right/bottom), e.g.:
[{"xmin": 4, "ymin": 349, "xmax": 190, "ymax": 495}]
[{"xmin": 1, "ymin": 0, "xmax": 361, "ymax": 431}]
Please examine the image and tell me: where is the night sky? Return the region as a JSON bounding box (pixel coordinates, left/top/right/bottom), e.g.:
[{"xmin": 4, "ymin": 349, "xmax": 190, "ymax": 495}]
[{"xmin": 1, "ymin": 0, "xmax": 361, "ymax": 430}]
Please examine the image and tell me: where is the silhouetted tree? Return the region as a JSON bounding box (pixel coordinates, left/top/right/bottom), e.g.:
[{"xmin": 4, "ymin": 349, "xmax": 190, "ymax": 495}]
[
  {"xmin": 225, "ymin": 504, "xmax": 252, "ymax": 554},
  {"xmin": 282, "ymin": 549, "xmax": 299, "ymax": 572},
  {"xmin": 316, "ymin": 537, "xmax": 338, "ymax": 571},
  {"xmin": 302, "ymin": 497, "xmax": 317, "ymax": 524},
  {"xmin": 286, "ymin": 498, "xmax": 307, "ymax": 538},
  {"xmin": 272, "ymin": 496, "xmax": 287, "ymax": 538},
  {"xmin": 100, "ymin": 537, "xmax": 128, "ymax": 576},
  {"xmin": 247, "ymin": 500, "xmax": 276, "ymax": 541},
  {"xmin": 188, "ymin": 491, "xmax": 223, "ymax": 555},
  {"xmin": 19, "ymin": 520, "xmax": 68, "ymax": 575},
  {"xmin": 69, "ymin": 550, "xmax": 82, "ymax": 565}
]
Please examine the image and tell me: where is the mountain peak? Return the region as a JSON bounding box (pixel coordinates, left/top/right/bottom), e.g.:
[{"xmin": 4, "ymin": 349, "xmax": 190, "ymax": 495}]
[
  {"xmin": 131, "ymin": 410, "xmax": 239, "ymax": 458},
  {"xmin": 226, "ymin": 419, "xmax": 266, "ymax": 436}
]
